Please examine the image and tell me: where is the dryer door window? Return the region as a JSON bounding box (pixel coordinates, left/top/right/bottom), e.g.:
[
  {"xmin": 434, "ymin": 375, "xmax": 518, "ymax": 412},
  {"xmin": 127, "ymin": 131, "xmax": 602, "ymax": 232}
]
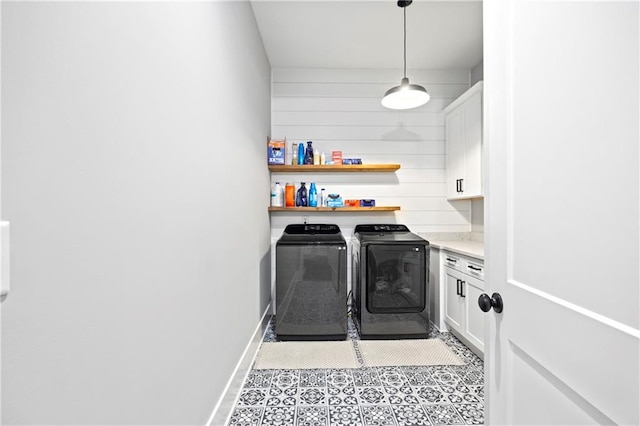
[{"xmin": 366, "ymin": 245, "xmax": 426, "ymax": 313}]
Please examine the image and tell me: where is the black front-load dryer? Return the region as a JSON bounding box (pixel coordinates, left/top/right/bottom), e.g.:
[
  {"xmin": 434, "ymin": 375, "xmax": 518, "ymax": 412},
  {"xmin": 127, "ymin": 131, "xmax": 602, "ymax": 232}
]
[
  {"xmin": 352, "ymin": 224, "xmax": 430, "ymax": 339},
  {"xmin": 275, "ymin": 224, "xmax": 347, "ymax": 341}
]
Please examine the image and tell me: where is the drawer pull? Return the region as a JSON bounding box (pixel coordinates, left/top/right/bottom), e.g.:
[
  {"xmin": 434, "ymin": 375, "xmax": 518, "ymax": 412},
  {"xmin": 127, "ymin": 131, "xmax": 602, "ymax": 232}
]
[
  {"xmin": 446, "ymin": 258, "xmax": 458, "ymax": 263},
  {"xmin": 467, "ymin": 265, "xmax": 482, "ymax": 271}
]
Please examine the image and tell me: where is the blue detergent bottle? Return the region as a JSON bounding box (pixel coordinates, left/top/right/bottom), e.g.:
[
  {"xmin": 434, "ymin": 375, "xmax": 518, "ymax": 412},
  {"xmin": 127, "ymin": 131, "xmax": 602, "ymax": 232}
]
[
  {"xmin": 304, "ymin": 141, "xmax": 314, "ymax": 165},
  {"xmin": 296, "ymin": 182, "xmax": 308, "ymax": 207},
  {"xmin": 297, "ymin": 143, "xmax": 305, "ymax": 166},
  {"xmin": 309, "ymin": 182, "xmax": 318, "ymax": 207}
]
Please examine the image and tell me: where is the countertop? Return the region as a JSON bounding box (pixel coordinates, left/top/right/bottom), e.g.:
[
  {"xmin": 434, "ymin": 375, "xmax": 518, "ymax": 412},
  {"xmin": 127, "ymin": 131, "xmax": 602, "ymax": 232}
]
[{"xmin": 427, "ymin": 240, "xmax": 484, "ymax": 260}]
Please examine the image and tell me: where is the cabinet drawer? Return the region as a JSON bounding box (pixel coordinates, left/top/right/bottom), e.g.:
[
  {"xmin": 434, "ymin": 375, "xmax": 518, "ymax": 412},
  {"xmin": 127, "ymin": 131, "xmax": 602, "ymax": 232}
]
[
  {"xmin": 465, "ymin": 259, "xmax": 484, "ymax": 280},
  {"xmin": 443, "ymin": 252, "xmax": 484, "ymax": 281},
  {"xmin": 443, "ymin": 253, "xmax": 464, "ymax": 270}
]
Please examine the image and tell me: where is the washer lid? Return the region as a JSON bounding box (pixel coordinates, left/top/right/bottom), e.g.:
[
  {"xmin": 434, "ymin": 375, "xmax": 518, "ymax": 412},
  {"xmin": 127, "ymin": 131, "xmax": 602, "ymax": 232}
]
[
  {"xmin": 353, "ymin": 224, "xmax": 428, "ymax": 244},
  {"xmin": 278, "ymin": 224, "xmax": 346, "ymax": 245}
]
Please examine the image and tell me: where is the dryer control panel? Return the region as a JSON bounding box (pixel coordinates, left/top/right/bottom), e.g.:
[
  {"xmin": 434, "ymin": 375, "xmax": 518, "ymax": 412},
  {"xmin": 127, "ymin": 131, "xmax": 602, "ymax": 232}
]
[{"xmin": 355, "ymin": 224, "xmax": 410, "ymax": 233}]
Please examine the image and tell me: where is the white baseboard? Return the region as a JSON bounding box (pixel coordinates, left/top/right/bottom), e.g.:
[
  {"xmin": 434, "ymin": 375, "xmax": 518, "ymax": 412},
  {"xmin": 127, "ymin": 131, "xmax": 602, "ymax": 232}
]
[{"xmin": 206, "ymin": 305, "xmax": 272, "ymax": 426}]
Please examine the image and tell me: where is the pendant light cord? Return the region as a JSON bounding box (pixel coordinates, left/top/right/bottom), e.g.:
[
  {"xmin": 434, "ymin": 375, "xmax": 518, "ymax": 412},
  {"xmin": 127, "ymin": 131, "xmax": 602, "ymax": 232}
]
[
  {"xmin": 382, "ymin": 0, "xmax": 429, "ymax": 109},
  {"xmin": 403, "ymin": 6, "xmax": 407, "ymax": 79}
]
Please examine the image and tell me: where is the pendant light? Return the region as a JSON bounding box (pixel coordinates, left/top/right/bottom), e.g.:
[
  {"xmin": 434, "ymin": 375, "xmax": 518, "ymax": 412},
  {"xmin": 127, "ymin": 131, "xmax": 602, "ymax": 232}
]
[{"xmin": 382, "ymin": 0, "xmax": 430, "ymax": 110}]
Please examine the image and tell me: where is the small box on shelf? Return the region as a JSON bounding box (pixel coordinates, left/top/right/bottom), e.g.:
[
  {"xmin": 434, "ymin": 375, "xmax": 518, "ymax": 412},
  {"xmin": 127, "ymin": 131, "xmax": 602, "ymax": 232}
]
[
  {"xmin": 326, "ymin": 194, "xmax": 343, "ymax": 208},
  {"xmin": 342, "ymin": 158, "xmax": 362, "ymax": 165},
  {"xmin": 267, "ymin": 139, "xmax": 286, "ymax": 165}
]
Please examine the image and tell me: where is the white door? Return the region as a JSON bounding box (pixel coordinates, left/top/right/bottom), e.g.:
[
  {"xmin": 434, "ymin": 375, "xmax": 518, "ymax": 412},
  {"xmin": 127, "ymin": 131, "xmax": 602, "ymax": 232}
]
[
  {"xmin": 0, "ymin": 2, "xmax": 4, "ymax": 422},
  {"xmin": 484, "ymin": 1, "xmax": 639, "ymax": 425},
  {"xmin": 0, "ymin": 223, "xmax": 7, "ymax": 425}
]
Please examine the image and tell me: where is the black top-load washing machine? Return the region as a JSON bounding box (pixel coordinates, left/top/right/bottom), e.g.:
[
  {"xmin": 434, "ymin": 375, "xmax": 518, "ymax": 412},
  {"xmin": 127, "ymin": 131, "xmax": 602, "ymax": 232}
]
[
  {"xmin": 275, "ymin": 224, "xmax": 347, "ymax": 341},
  {"xmin": 352, "ymin": 224, "xmax": 430, "ymax": 339}
]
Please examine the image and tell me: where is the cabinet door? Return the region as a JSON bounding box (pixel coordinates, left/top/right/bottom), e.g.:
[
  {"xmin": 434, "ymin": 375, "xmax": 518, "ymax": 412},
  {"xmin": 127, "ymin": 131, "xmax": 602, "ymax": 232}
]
[
  {"xmin": 445, "ymin": 109, "xmax": 466, "ymax": 199},
  {"xmin": 444, "ymin": 268, "xmax": 464, "ymax": 333},
  {"xmin": 461, "ymin": 90, "xmax": 483, "ymax": 197},
  {"xmin": 462, "ymin": 276, "xmax": 485, "ymax": 352},
  {"xmin": 445, "ymin": 83, "xmax": 484, "ymax": 200}
]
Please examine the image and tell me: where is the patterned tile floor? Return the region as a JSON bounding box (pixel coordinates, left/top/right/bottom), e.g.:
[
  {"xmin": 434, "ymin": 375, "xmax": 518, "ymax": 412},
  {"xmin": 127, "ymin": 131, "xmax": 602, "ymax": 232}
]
[{"xmin": 228, "ymin": 317, "xmax": 484, "ymax": 425}]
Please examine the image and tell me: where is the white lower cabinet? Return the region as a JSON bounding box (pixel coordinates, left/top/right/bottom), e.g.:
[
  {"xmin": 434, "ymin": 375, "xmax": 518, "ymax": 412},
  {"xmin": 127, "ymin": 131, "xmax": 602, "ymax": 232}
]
[
  {"xmin": 444, "ymin": 269, "xmax": 464, "ymax": 330},
  {"xmin": 442, "ymin": 251, "xmax": 485, "ymax": 358},
  {"xmin": 463, "ymin": 277, "xmax": 484, "ymax": 352}
]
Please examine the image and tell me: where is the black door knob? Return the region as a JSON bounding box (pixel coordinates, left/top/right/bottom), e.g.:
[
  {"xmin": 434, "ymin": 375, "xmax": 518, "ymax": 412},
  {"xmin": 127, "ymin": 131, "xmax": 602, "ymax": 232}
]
[{"xmin": 478, "ymin": 292, "xmax": 504, "ymax": 313}]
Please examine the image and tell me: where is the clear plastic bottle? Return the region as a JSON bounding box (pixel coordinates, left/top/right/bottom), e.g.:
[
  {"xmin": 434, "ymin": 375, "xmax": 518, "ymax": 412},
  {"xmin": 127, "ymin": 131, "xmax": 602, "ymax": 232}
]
[
  {"xmin": 309, "ymin": 182, "xmax": 318, "ymax": 207},
  {"xmin": 291, "ymin": 143, "xmax": 298, "ymax": 165},
  {"xmin": 296, "ymin": 182, "xmax": 308, "ymax": 207},
  {"xmin": 320, "ymin": 188, "xmax": 326, "ymax": 207}
]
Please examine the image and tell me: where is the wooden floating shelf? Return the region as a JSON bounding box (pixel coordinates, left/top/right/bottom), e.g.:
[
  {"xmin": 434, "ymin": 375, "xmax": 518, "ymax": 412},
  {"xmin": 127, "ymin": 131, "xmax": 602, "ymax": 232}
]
[
  {"xmin": 268, "ymin": 206, "xmax": 401, "ymax": 212},
  {"xmin": 268, "ymin": 164, "xmax": 400, "ymax": 173}
]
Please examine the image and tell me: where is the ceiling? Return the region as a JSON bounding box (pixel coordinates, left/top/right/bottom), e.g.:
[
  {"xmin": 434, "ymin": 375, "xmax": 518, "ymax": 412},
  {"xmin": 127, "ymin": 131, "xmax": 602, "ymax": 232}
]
[{"xmin": 250, "ymin": 1, "xmax": 483, "ymax": 70}]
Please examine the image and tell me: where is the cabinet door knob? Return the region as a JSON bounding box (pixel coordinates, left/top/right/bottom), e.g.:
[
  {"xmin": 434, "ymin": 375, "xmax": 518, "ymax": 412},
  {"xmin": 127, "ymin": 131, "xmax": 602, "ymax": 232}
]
[{"xmin": 478, "ymin": 292, "xmax": 504, "ymax": 313}]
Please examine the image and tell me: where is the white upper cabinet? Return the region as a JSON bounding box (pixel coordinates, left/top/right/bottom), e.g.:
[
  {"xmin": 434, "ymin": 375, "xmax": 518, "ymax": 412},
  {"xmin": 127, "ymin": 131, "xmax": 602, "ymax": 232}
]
[{"xmin": 444, "ymin": 81, "xmax": 483, "ymax": 200}]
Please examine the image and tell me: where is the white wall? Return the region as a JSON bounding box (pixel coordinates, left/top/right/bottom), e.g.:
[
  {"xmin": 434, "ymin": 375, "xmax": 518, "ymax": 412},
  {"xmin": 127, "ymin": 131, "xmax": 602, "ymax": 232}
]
[
  {"xmin": 471, "ymin": 199, "xmax": 484, "ymax": 234},
  {"xmin": 270, "ymin": 68, "xmax": 473, "ymax": 240},
  {"xmin": 471, "ymin": 60, "xmax": 484, "ymax": 85},
  {"xmin": 1, "ymin": 2, "xmax": 271, "ymax": 424}
]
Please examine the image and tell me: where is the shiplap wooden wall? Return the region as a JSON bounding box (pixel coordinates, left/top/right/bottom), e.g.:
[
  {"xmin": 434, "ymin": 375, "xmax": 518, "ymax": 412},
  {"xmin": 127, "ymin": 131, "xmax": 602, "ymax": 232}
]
[
  {"xmin": 268, "ymin": 68, "xmax": 476, "ymax": 302},
  {"xmin": 270, "ymin": 68, "xmax": 473, "ymax": 240}
]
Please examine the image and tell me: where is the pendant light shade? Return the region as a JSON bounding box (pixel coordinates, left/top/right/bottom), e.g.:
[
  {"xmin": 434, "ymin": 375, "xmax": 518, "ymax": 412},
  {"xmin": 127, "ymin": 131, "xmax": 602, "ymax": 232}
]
[
  {"xmin": 382, "ymin": 0, "xmax": 429, "ymax": 110},
  {"xmin": 382, "ymin": 77, "xmax": 430, "ymax": 110}
]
